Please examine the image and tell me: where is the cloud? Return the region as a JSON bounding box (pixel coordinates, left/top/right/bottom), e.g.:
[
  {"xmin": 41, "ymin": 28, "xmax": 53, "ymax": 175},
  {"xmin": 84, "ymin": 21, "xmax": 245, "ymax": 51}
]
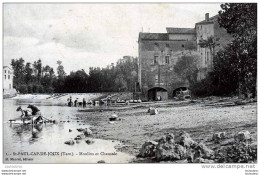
[{"xmin": 3, "ymin": 3, "xmax": 221, "ymax": 73}]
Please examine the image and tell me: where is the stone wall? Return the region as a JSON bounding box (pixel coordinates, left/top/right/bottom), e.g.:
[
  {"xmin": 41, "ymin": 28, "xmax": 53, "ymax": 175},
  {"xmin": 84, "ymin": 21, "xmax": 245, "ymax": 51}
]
[
  {"xmin": 139, "ymin": 39, "xmax": 196, "ymax": 100},
  {"xmin": 138, "ymin": 14, "xmax": 233, "ymax": 100},
  {"xmin": 196, "ymin": 21, "xmax": 232, "ymax": 81}
]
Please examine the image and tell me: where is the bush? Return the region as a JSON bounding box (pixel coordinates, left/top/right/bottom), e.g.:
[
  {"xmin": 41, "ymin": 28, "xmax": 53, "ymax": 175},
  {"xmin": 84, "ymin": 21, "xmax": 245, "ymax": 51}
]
[
  {"xmin": 45, "ymin": 86, "xmax": 54, "ymax": 93},
  {"xmin": 17, "ymin": 84, "xmax": 28, "ymax": 94},
  {"xmin": 38, "ymin": 85, "xmax": 44, "ymax": 93},
  {"xmin": 27, "ymin": 84, "xmax": 33, "ymax": 93},
  {"xmin": 32, "ymin": 84, "xmax": 39, "ymax": 93},
  {"xmin": 214, "ymin": 142, "xmax": 257, "ymax": 163},
  {"xmin": 190, "ymin": 75, "xmax": 215, "ymax": 97}
]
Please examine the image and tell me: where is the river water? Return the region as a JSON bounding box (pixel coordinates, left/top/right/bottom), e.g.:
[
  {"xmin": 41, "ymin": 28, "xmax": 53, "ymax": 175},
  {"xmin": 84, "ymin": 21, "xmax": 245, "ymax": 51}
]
[{"xmin": 3, "ymin": 99, "xmax": 134, "ymax": 163}]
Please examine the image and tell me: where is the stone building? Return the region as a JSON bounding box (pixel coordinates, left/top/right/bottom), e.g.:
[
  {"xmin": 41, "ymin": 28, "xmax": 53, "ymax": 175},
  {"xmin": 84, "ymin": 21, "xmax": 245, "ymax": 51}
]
[
  {"xmin": 138, "ymin": 13, "xmax": 231, "ymax": 101},
  {"xmin": 196, "ymin": 13, "xmax": 232, "ymax": 80},
  {"xmin": 138, "ymin": 29, "xmax": 197, "ymax": 101},
  {"xmin": 3, "ymin": 66, "xmax": 16, "ymax": 97},
  {"xmin": 3, "ymin": 66, "xmax": 13, "ymax": 90}
]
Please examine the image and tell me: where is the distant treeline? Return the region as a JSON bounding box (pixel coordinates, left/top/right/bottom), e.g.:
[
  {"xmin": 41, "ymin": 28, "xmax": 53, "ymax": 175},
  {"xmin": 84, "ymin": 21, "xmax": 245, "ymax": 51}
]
[{"xmin": 11, "ymin": 57, "xmax": 138, "ymax": 93}]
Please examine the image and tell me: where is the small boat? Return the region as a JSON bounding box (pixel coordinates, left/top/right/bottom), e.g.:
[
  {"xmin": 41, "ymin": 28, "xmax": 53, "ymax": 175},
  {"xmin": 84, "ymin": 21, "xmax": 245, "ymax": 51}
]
[
  {"xmin": 9, "ymin": 119, "xmax": 32, "ymax": 125},
  {"xmin": 9, "ymin": 116, "xmax": 53, "ymax": 125}
]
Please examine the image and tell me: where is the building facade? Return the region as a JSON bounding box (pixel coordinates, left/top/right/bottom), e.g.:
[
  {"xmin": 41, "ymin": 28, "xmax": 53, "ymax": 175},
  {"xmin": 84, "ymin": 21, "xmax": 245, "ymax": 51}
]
[
  {"xmin": 196, "ymin": 13, "xmax": 232, "ymax": 80},
  {"xmin": 138, "ymin": 13, "xmax": 231, "ymax": 101},
  {"xmin": 138, "ymin": 30, "xmax": 197, "ymax": 101},
  {"xmin": 3, "ymin": 66, "xmax": 13, "ymax": 90}
]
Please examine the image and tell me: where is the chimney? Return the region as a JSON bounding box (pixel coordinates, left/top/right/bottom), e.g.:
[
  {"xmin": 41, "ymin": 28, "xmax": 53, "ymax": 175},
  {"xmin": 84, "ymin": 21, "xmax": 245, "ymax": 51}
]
[{"xmin": 205, "ymin": 13, "xmax": 209, "ymax": 21}]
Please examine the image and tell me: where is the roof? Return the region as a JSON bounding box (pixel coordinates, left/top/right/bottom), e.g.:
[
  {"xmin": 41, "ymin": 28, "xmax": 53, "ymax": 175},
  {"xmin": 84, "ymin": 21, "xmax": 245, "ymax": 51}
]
[
  {"xmin": 140, "ymin": 40, "xmax": 196, "ymax": 52},
  {"xmin": 195, "ymin": 14, "xmax": 219, "ymax": 25},
  {"xmin": 166, "ymin": 28, "xmax": 195, "ymax": 34},
  {"xmin": 3, "ymin": 66, "xmax": 12, "ymax": 70},
  {"xmin": 139, "ymin": 33, "xmax": 169, "ymax": 41}
]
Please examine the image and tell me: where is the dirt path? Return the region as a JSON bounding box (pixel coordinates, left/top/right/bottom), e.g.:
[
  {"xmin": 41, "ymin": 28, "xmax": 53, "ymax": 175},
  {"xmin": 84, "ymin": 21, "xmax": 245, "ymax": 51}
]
[{"xmin": 77, "ymin": 102, "xmax": 257, "ymax": 157}]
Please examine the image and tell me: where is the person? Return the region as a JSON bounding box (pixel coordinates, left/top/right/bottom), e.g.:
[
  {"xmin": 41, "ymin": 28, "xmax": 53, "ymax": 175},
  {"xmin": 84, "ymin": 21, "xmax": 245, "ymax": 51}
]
[
  {"xmin": 27, "ymin": 104, "xmax": 41, "ymax": 115},
  {"xmin": 74, "ymin": 98, "xmax": 78, "ymax": 107},
  {"xmin": 68, "ymin": 96, "xmax": 73, "ymax": 107},
  {"xmin": 83, "ymin": 98, "xmax": 86, "ymax": 108},
  {"xmin": 16, "ymin": 106, "xmax": 30, "ymax": 122},
  {"xmin": 27, "ymin": 104, "xmax": 43, "ymax": 124},
  {"xmin": 107, "ymin": 95, "xmax": 111, "ymax": 106}
]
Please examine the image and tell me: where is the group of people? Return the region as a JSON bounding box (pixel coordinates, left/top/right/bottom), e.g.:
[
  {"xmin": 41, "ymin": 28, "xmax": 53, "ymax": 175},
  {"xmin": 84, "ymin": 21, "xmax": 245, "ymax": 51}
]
[
  {"xmin": 67, "ymin": 96, "xmax": 87, "ymax": 108},
  {"xmin": 16, "ymin": 104, "xmax": 43, "ymax": 124}
]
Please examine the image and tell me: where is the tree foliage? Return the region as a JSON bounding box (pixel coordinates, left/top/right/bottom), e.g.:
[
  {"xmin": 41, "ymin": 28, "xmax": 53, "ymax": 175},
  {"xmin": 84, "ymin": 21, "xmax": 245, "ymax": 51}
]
[
  {"xmin": 174, "ymin": 55, "xmax": 199, "ymax": 84},
  {"xmin": 191, "ymin": 3, "xmax": 257, "ymax": 97},
  {"xmin": 218, "ymin": 3, "xmax": 257, "ymax": 97},
  {"xmin": 10, "ymin": 57, "xmax": 138, "ymax": 93},
  {"xmin": 11, "ymin": 58, "xmax": 56, "ymax": 93}
]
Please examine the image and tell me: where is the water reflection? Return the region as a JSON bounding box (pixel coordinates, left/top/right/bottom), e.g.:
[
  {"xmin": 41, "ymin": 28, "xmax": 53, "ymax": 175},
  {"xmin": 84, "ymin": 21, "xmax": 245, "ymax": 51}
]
[{"xmin": 9, "ymin": 122, "xmax": 43, "ymax": 143}]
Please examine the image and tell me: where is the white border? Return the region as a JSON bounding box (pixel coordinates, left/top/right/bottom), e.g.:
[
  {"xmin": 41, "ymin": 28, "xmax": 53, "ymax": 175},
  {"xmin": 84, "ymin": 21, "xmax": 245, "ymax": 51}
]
[{"xmin": 1, "ymin": 1, "xmax": 259, "ymax": 175}]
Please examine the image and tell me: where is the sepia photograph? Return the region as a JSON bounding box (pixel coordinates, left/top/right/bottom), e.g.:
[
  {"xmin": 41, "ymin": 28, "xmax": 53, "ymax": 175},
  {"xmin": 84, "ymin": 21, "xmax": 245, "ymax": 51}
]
[{"xmin": 2, "ymin": 2, "xmax": 257, "ymax": 168}]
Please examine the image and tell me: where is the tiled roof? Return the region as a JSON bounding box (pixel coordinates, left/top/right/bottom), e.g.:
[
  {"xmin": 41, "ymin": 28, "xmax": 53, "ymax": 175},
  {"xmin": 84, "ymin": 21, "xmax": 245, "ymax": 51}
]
[
  {"xmin": 166, "ymin": 28, "xmax": 195, "ymax": 34},
  {"xmin": 196, "ymin": 14, "xmax": 219, "ymax": 25},
  {"xmin": 139, "ymin": 33, "xmax": 169, "ymax": 41}
]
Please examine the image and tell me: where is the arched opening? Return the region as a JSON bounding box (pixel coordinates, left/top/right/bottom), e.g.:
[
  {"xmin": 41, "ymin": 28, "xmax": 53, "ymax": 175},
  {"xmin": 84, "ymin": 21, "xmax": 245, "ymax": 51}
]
[
  {"xmin": 172, "ymin": 87, "xmax": 191, "ymax": 99},
  {"xmin": 148, "ymin": 87, "xmax": 168, "ymax": 101}
]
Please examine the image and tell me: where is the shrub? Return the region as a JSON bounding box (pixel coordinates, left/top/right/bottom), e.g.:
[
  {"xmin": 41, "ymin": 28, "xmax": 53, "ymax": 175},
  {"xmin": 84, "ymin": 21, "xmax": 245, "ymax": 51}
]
[
  {"xmin": 17, "ymin": 84, "xmax": 28, "ymax": 94},
  {"xmin": 214, "ymin": 142, "xmax": 257, "ymax": 163}
]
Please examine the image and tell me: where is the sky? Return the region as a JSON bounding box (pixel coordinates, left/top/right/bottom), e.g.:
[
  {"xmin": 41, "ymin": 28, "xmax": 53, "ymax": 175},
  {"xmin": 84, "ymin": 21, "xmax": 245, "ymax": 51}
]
[{"xmin": 4, "ymin": 3, "xmax": 222, "ymax": 74}]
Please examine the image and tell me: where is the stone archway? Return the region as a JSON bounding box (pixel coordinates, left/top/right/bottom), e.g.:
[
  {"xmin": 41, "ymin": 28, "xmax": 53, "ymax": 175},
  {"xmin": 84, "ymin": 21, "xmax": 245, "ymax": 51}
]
[
  {"xmin": 148, "ymin": 87, "xmax": 168, "ymax": 101},
  {"xmin": 172, "ymin": 87, "xmax": 191, "ymax": 99}
]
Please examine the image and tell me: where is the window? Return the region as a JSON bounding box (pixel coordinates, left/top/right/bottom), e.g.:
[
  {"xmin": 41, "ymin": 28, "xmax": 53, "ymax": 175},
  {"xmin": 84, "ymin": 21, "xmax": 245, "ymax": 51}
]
[
  {"xmin": 166, "ymin": 43, "xmax": 169, "ymax": 47},
  {"xmin": 155, "ymin": 75, "xmax": 158, "ymax": 82},
  {"xmin": 182, "ymin": 44, "xmax": 185, "ymax": 48},
  {"xmin": 8, "ymin": 75, "xmax": 10, "ymax": 79},
  {"xmin": 5, "ymin": 70, "xmax": 6, "ymax": 73},
  {"xmin": 4, "ymin": 75, "xmax": 6, "ymax": 79},
  {"xmin": 154, "ymin": 43, "xmax": 159, "ymax": 50},
  {"xmin": 165, "ymin": 56, "xmax": 170, "ymax": 64},
  {"xmin": 205, "ymin": 50, "xmax": 207, "ymax": 64},
  {"xmin": 154, "ymin": 56, "xmax": 158, "ymax": 64}
]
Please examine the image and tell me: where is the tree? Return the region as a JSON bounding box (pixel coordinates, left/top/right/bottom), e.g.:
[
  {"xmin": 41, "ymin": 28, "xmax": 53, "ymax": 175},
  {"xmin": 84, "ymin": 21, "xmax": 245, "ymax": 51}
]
[
  {"xmin": 174, "ymin": 55, "xmax": 199, "ymax": 84},
  {"xmin": 24, "ymin": 62, "xmax": 33, "ymax": 84},
  {"xmin": 11, "ymin": 58, "xmax": 25, "ymax": 91},
  {"xmin": 115, "ymin": 74, "xmax": 127, "ymax": 91},
  {"xmin": 219, "ymin": 3, "xmax": 257, "ymax": 43},
  {"xmin": 198, "ymin": 36, "xmax": 220, "ymax": 56},
  {"xmin": 11, "ymin": 58, "xmax": 57, "ymax": 93},
  {"xmin": 64, "ymin": 70, "xmax": 88, "ymax": 93},
  {"xmin": 57, "ymin": 60, "xmax": 66, "ymax": 78},
  {"xmin": 33, "ymin": 59, "xmax": 42, "ymax": 83},
  {"xmin": 218, "ymin": 3, "xmax": 257, "ymax": 97},
  {"xmin": 54, "ymin": 60, "xmax": 66, "ymax": 92},
  {"xmin": 42, "ymin": 65, "xmax": 55, "ymax": 93}
]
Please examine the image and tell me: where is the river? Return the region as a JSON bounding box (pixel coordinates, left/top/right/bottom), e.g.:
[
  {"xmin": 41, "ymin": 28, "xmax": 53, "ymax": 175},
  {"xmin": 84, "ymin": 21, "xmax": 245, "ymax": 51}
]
[{"xmin": 3, "ymin": 99, "xmax": 134, "ymax": 163}]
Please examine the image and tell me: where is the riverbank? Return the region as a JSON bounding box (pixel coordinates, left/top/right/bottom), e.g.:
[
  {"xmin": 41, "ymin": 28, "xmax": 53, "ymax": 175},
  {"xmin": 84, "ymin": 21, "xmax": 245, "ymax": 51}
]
[{"xmin": 77, "ymin": 99, "xmax": 257, "ymax": 162}]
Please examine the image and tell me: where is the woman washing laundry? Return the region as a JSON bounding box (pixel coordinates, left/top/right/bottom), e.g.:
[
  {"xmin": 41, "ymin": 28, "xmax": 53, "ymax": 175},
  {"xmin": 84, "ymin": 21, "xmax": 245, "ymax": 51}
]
[
  {"xmin": 16, "ymin": 106, "xmax": 31, "ymax": 123},
  {"xmin": 27, "ymin": 104, "xmax": 43, "ymax": 124}
]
